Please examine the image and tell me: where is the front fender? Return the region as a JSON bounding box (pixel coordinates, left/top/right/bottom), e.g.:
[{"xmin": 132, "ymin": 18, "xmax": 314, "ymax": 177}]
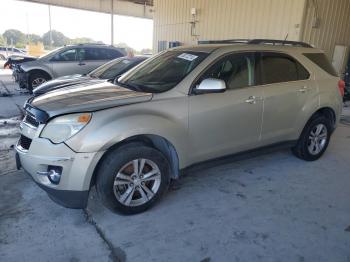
[
  {"xmin": 66, "ymin": 99, "xmax": 190, "ymax": 168},
  {"xmin": 21, "ymin": 61, "xmax": 53, "ymax": 78}
]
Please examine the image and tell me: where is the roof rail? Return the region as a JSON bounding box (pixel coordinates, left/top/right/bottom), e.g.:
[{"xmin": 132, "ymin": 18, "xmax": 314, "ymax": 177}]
[
  {"xmin": 248, "ymin": 39, "xmax": 313, "ymax": 48},
  {"xmin": 198, "ymin": 39, "xmax": 313, "ymax": 48},
  {"xmin": 77, "ymin": 43, "xmax": 107, "ymax": 46},
  {"xmin": 198, "ymin": 39, "xmax": 250, "ymax": 45}
]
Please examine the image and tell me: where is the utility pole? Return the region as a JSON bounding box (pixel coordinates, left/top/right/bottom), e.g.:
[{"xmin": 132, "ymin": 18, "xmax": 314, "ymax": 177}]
[
  {"xmin": 111, "ymin": 0, "xmax": 114, "ymax": 46},
  {"xmin": 26, "ymin": 13, "xmax": 30, "ymax": 44},
  {"xmin": 48, "ymin": 4, "xmax": 53, "ymax": 49}
]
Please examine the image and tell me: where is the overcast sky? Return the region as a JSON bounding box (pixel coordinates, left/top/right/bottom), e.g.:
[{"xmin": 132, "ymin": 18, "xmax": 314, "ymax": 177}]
[{"xmin": 0, "ymin": 0, "xmax": 153, "ymax": 51}]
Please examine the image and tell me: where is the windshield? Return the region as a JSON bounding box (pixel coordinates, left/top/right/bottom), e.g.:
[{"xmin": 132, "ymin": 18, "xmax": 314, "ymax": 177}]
[
  {"xmin": 89, "ymin": 57, "xmax": 141, "ymax": 79},
  {"xmin": 118, "ymin": 50, "xmax": 209, "ymax": 93}
]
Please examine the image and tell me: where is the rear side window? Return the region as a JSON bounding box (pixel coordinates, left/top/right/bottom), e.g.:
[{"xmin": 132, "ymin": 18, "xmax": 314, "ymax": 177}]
[
  {"xmin": 81, "ymin": 48, "xmax": 124, "ymax": 60},
  {"xmin": 303, "ymin": 53, "xmax": 338, "ymax": 76},
  {"xmin": 259, "ymin": 53, "xmax": 310, "ymax": 85}
]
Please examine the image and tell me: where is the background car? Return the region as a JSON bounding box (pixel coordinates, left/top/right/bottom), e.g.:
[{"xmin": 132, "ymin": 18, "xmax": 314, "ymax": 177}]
[
  {"xmin": 343, "ymin": 65, "xmax": 350, "ymax": 101},
  {"xmin": 0, "ymin": 46, "xmax": 27, "ymax": 58},
  {"xmin": 15, "ymin": 43, "xmax": 126, "ymax": 93},
  {"xmin": 0, "ymin": 54, "xmax": 6, "ymax": 68},
  {"xmin": 32, "ymin": 55, "xmax": 149, "ymax": 96}
]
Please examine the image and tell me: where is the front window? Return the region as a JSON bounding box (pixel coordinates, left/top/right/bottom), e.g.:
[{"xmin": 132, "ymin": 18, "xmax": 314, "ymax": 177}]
[
  {"xmin": 118, "ymin": 50, "xmax": 209, "ymax": 93},
  {"xmin": 51, "ymin": 49, "xmax": 78, "ymax": 62},
  {"xmin": 199, "ymin": 53, "xmax": 255, "ymax": 89}
]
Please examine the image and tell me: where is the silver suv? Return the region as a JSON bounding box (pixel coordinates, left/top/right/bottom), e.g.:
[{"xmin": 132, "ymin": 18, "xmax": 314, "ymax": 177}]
[
  {"xmin": 16, "ymin": 40, "xmax": 343, "ymax": 214},
  {"xmin": 16, "ymin": 43, "xmax": 126, "ymax": 92}
]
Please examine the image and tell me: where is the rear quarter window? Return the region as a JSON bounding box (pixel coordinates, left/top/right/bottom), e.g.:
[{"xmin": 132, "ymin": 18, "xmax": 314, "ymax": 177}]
[{"xmin": 303, "ymin": 53, "xmax": 338, "ymax": 77}]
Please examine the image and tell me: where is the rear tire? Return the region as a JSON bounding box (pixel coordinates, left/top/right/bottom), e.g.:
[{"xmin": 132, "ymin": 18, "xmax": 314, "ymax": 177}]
[
  {"xmin": 96, "ymin": 144, "xmax": 171, "ymax": 214},
  {"xmin": 292, "ymin": 115, "xmax": 332, "ymax": 161}
]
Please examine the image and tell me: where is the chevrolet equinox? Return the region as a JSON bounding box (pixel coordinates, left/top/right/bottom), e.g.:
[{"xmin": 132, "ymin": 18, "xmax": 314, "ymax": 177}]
[{"xmin": 16, "ymin": 40, "xmax": 343, "ymax": 214}]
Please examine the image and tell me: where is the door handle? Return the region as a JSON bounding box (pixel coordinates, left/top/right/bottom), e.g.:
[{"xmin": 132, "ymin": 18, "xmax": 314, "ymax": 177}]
[
  {"xmin": 298, "ymin": 86, "xmax": 308, "ymax": 93},
  {"xmin": 245, "ymin": 96, "xmax": 261, "ymax": 104}
]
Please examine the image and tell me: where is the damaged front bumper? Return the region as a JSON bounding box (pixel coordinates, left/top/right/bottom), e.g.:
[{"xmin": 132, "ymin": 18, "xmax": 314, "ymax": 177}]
[{"xmin": 16, "ymin": 117, "xmax": 103, "ymax": 209}]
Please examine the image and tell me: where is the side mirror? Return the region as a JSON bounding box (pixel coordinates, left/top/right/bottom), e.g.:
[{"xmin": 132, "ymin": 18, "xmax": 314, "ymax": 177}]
[
  {"xmin": 112, "ymin": 75, "xmax": 122, "ymax": 85},
  {"xmin": 194, "ymin": 78, "xmax": 226, "ymax": 94}
]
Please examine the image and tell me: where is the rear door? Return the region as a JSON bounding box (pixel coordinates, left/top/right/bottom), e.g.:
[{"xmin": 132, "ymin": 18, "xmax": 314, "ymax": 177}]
[
  {"xmin": 257, "ymin": 52, "xmax": 316, "ymax": 144},
  {"xmin": 189, "ymin": 52, "xmax": 264, "ymax": 163}
]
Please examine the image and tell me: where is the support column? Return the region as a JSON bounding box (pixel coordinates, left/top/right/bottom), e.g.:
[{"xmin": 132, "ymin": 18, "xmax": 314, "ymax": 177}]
[
  {"xmin": 111, "ymin": 0, "xmax": 114, "ymax": 46},
  {"xmin": 48, "ymin": 4, "xmax": 52, "ymax": 48}
]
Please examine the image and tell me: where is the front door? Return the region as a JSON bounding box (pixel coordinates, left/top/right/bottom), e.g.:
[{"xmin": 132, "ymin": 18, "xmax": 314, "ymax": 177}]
[
  {"xmin": 49, "ymin": 48, "xmax": 87, "ymax": 77},
  {"xmin": 188, "ymin": 52, "xmax": 264, "ymax": 163}
]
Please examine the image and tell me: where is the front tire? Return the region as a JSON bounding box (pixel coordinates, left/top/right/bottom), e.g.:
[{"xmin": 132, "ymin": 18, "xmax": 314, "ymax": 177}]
[
  {"xmin": 28, "ymin": 72, "xmax": 50, "ymax": 94},
  {"xmin": 96, "ymin": 144, "xmax": 170, "ymax": 214},
  {"xmin": 292, "ymin": 115, "xmax": 332, "ymax": 161}
]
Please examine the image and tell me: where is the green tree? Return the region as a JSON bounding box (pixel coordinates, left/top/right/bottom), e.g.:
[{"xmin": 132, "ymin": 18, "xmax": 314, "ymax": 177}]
[
  {"xmin": 3, "ymin": 29, "xmax": 26, "ymax": 46},
  {"xmin": 28, "ymin": 34, "xmax": 42, "ymax": 44},
  {"xmin": 0, "ymin": 35, "xmax": 5, "ymax": 45},
  {"xmin": 70, "ymin": 37, "xmax": 95, "ymax": 44},
  {"xmin": 115, "ymin": 42, "xmax": 135, "ymax": 55},
  {"xmin": 140, "ymin": 48, "xmax": 153, "ymax": 55},
  {"xmin": 42, "ymin": 30, "xmax": 69, "ymax": 47}
]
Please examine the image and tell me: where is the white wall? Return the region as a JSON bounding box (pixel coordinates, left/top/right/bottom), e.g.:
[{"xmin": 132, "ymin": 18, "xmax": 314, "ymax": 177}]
[{"xmin": 153, "ymin": 0, "xmax": 306, "ymax": 51}]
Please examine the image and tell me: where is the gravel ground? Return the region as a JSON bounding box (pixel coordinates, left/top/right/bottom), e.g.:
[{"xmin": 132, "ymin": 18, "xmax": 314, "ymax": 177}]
[{"xmin": 0, "ymin": 74, "xmax": 349, "ymax": 262}]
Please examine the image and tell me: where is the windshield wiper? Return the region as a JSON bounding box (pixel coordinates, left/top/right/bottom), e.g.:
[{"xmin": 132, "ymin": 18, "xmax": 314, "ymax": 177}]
[{"xmin": 116, "ymin": 81, "xmax": 143, "ymax": 92}]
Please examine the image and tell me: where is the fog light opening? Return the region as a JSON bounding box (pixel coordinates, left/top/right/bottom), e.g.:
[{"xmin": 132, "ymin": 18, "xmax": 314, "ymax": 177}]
[{"xmin": 47, "ymin": 166, "xmax": 62, "ymax": 185}]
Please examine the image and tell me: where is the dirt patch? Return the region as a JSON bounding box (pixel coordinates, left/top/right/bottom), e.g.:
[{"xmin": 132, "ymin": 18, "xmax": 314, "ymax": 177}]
[{"xmin": 0, "ymin": 117, "xmax": 21, "ymax": 175}]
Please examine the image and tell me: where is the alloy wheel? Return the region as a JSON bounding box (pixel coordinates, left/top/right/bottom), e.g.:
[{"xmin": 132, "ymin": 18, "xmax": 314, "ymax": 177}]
[
  {"xmin": 307, "ymin": 123, "xmax": 328, "ymax": 155},
  {"xmin": 113, "ymin": 158, "xmax": 161, "ymax": 206},
  {"xmin": 32, "ymin": 77, "xmax": 46, "ymax": 88}
]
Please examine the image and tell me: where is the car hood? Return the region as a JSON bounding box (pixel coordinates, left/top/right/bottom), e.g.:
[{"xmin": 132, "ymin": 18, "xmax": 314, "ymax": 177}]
[
  {"xmin": 33, "ymin": 74, "xmax": 94, "ymax": 95},
  {"xmin": 30, "ymin": 81, "xmax": 152, "ymax": 117}
]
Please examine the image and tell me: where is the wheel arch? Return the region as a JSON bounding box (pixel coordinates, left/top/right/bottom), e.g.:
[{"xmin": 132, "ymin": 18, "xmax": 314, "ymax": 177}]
[
  {"xmin": 28, "ymin": 68, "xmax": 53, "ymax": 80},
  {"xmin": 90, "ymin": 134, "xmax": 180, "ymax": 188},
  {"xmin": 309, "ymin": 107, "xmax": 336, "ymax": 129},
  {"xmin": 296, "ymin": 106, "xmax": 337, "ymax": 140}
]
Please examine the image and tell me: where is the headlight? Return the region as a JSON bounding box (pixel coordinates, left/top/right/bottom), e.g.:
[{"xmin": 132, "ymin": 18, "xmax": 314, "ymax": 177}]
[{"xmin": 41, "ymin": 113, "xmax": 91, "ymax": 143}]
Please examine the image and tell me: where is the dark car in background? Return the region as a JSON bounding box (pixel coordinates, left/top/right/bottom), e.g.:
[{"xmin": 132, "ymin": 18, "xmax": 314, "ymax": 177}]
[
  {"xmin": 15, "ymin": 43, "xmax": 126, "ymax": 93},
  {"xmin": 33, "ymin": 56, "xmax": 149, "ymax": 96}
]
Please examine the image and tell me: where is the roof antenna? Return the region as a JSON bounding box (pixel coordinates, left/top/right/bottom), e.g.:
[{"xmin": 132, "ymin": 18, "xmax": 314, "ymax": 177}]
[{"xmin": 283, "ymin": 33, "xmax": 289, "ymax": 45}]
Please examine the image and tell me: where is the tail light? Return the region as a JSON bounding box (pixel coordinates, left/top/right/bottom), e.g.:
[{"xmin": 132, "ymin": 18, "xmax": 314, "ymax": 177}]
[{"xmin": 338, "ymin": 80, "xmax": 345, "ymax": 97}]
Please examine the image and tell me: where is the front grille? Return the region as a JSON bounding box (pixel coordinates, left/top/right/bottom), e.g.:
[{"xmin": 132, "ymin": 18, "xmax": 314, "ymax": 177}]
[
  {"xmin": 24, "ymin": 114, "xmax": 39, "ymax": 127},
  {"xmin": 18, "ymin": 135, "xmax": 32, "ymax": 150}
]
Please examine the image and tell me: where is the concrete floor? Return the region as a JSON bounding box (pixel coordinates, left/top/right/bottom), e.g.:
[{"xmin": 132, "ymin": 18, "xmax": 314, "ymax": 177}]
[{"xmin": 0, "ymin": 72, "xmax": 350, "ymax": 262}]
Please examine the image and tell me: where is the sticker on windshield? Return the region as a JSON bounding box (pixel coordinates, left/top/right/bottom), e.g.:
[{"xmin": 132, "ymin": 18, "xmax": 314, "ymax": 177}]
[{"xmin": 177, "ymin": 53, "xmax": 198, "ymax": 61}]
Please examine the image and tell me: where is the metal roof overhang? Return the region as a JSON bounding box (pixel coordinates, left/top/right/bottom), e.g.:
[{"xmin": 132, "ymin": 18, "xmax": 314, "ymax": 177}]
[{"xmin": 17, "ymin": 0, "xmax": 153, "ymax": 19}]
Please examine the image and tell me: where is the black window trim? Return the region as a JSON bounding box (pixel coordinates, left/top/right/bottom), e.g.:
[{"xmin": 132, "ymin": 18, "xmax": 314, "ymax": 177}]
[
  {"xmin": 189, "ymin": 51, "xmax": 259, "ymax": 95},
  {"xmin": 256, "ymin": 51, "xmax": 311, "ymax": 86}
]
